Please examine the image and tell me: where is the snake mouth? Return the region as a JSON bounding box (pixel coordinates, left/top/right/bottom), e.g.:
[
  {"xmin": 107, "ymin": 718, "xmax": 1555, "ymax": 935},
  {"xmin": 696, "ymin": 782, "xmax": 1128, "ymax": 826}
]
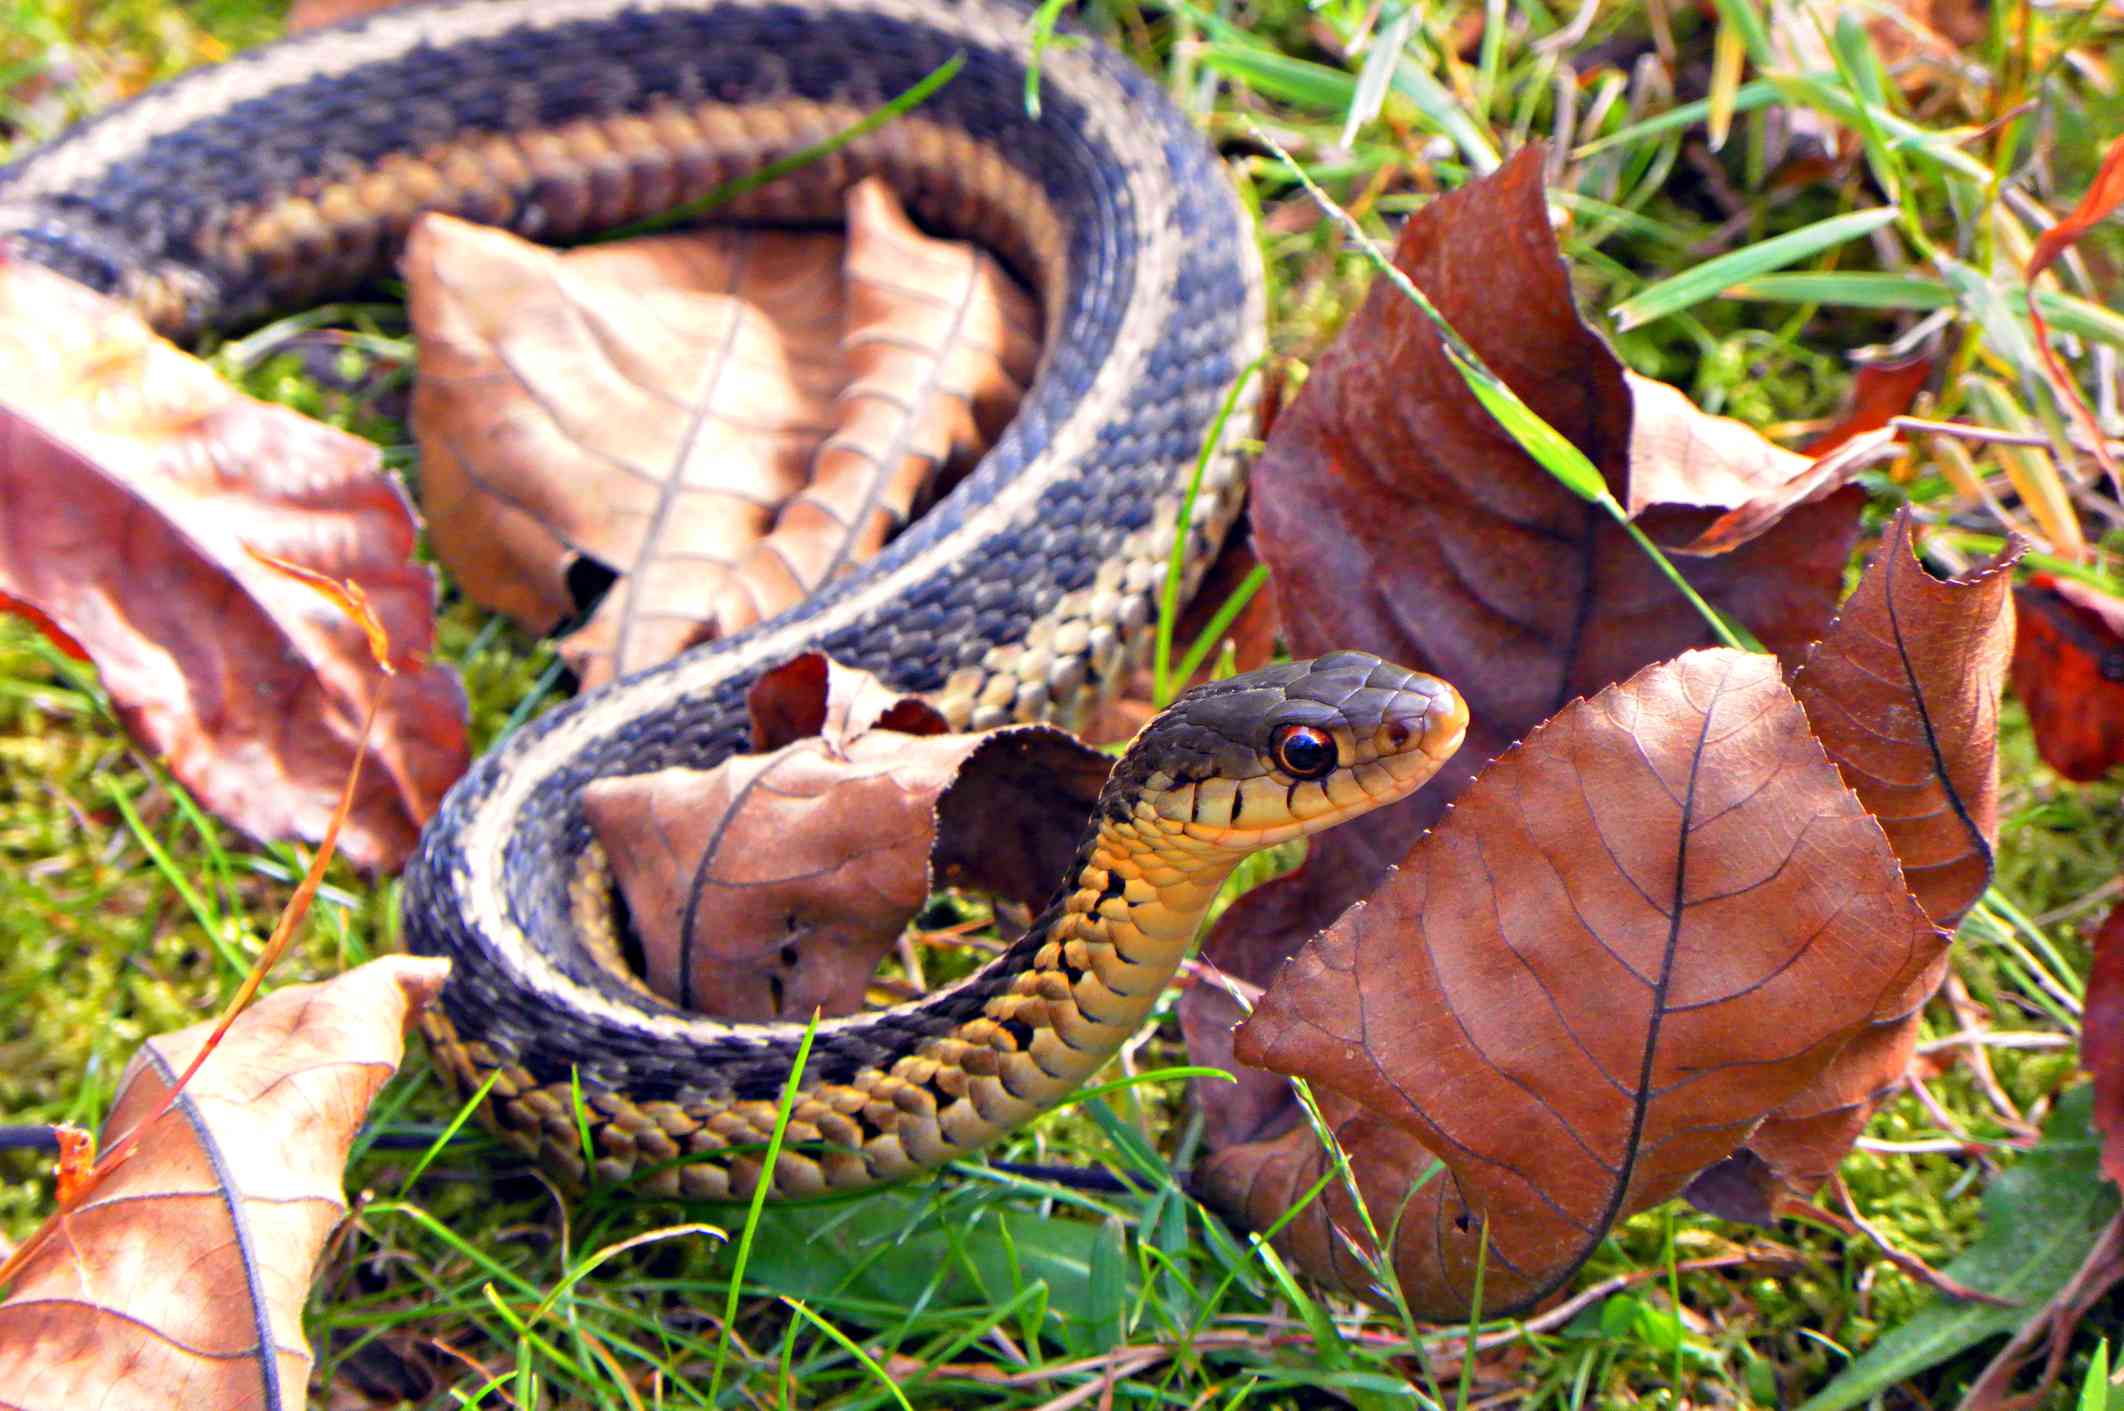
[
  {"xmin": 1143, "ymin": 656, "xmax": 1469, "ymax": 853},
  {"xmin": 1374, "ymin": 677, "xmax": 1471, "ymax": 789}
]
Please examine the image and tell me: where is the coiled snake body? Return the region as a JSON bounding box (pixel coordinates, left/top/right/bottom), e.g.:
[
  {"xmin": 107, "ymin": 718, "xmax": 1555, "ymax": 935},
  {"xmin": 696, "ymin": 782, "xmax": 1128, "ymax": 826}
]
[{"xmin": 0, "ymin": 0, "xmax": 1468, "ymax": 1197}]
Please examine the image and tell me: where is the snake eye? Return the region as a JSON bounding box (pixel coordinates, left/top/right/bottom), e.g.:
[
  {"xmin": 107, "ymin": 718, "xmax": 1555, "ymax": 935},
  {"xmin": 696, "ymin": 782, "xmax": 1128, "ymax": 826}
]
[{"xmin": 1271, "ymin": 723, "xmax": 1337, "ymax": 780}]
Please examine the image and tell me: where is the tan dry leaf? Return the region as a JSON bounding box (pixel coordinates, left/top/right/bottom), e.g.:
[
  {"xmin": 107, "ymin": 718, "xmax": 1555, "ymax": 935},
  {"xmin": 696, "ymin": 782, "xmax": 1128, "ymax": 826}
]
[
  {"xmin": 708, "ymin": 179, "xmax": 1041, "ymax": 635},
  {"xmin": 0, "ymin": 956, "xmax": 451, "ymax": 1411},
  {"xmin": 409, "ymin": 179, "xmax": 1038, "ymax": 689},
  {"xmin": 0, "ymin": 262, "xmax": 468, "ymax": 873},
  {"xmin": 409, "ymin": 214, "xmax": 845, "ymax": 682},
  {"xmin": 583, "ymin": 654, "xmax": 1106, "ymax": 1019},
  {"xmin": 1203, "ymin": 650, "xmax": 1945, "ymax": 1318}
]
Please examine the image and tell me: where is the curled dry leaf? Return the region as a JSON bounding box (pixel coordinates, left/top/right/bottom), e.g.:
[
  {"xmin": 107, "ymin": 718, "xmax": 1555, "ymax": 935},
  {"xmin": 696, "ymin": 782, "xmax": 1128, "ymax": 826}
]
[
  {"xmin": 1681, "ymin": 354, "xmax": 1939, "ymax": 555},
  {"xmin": 1692, "ymin": 516, "xmax": 2011, "ymax": 1215},
  {"xmin": 1200, "ymin": 651, "xmax": 1944, "ymax": 1319},
  {"xmin": 1805, "ymin": 352, "xmax": 1937, "ymax": 457},
  {"xmin": 409, "ymin": 214, "xmax": 845, "ymax": 674},
  {"xmin": 0, "ymin": 955, "xmax": 451, "ymax": 1411},
  {"xmin": 1182, "ymin": 142, "xmax": 1858, "ymax": 1145},
  {"xmin": 745, "ymin": 649, "xmax": 954, "ymax": 752},
  {"xmin": 709, "ymin": 180, "xmax": 1041, "ymax": 637},
  {"xmin": 582, "ymin": 654, "xmax": 1109, "ymax": 1019},
  {"xmin": 1792, "ymin": 508, "xmax": 2014, "ymax": 932},
  {"xmin": 0, "ymin": 261, "xmax": 467, "ymax": 872},
  {"xmin": 409, "ymin": 178, "xmax": 1038, "ymax": 689}
]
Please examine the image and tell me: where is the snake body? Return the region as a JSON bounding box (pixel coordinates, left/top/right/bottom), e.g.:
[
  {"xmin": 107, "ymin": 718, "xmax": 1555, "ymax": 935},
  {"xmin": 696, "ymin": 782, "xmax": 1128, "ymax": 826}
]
[{"xmin": 0, "ymin": 0, "xmax": 1468, "ymax": 1198}]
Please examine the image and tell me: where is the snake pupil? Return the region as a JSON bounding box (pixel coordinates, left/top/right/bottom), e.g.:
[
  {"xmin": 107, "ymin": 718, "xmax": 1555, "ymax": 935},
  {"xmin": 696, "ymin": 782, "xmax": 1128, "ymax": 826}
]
[{"xmin": 1272, "ymin": 723, "xmax": 1337, "ymax": 779}]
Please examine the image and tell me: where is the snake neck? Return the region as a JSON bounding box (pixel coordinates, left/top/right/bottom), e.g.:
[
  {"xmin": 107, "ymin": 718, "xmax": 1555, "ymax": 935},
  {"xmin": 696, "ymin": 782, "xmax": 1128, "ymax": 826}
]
[
  {"xmin": 972, "ymin": 805, "xmax": 1254, "ymax": 1076},
  {"xmin": 831, "ymin": 807, "xmax": 1252, "ymax": 1160},
  {"xmin": 602, "ymin": 807, "xmax": 1254, "ymax": 1200}
]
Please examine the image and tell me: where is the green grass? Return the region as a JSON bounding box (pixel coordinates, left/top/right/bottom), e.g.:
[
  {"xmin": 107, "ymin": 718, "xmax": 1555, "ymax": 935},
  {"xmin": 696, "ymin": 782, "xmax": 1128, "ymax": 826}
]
[{"xmin": 3, "ymin": 0, "xmax": 2122, "ymax": 1406}]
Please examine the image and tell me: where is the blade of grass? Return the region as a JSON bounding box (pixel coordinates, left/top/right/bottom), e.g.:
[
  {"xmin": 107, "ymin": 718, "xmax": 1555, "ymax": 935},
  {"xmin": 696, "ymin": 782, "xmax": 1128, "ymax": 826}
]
[
  {"xmin": 397, "ymin": 1068, "xmax": 502, "ymax": 1194},
  {"xmin": 1343, "ymin": 4, "xmax": 1414, "ymax": 145},
  {"xmin": 103, "ymin": 779, "xmax": 249, "ymax": 976},
  {"xmin": 601, "ymin": 53, "xmax": 966, "ymax": 240},
  {"xmin": 1610, "ymin": 208, "xmax": 1903, "ymax": 330},
  {"xmin": 709, "ymin": 1012, "xmax": 821, "ymax": 1405},
  {"xmin": 1170, "ymin": 562, "xmax": 1270, "ymax": 690},
  {"xmin": 1391, "ymin": 54, "xmax": 1501, "ymax": 173},
  {"xmin": 1156, "ymin": 354, "xmax": 1263, "ymax": 706},
  {"xmin": 1200, "ymin": 45, "xmax": 1357, "ymax": 108},
  {"xmin": 1570, "ymin": 79, "xmax": 1782, "ymax": 160},
  {"xmin": 1723, "ymin": 271, "xmax": 1957, "ymax": 310}
]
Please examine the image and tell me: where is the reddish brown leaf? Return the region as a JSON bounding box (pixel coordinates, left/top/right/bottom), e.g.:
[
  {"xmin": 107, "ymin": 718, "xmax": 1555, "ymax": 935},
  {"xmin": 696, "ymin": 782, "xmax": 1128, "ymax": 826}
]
[
  {"xmin": 1705, "ymin": 966, "xmax": 1946, "ymax": 1215},
  {"xmin": 1805, "ymin": 352, "xmax": 1936, "ymax": 456},
  {"xmin": 1677, "ymin": 428, "xmax": 1897, "ymax": 556},
  {"xmin": 745, "ymin": 650, "xmax": 951, "ymax": 753},
  {"xmin": 1185, "ymin": 143, "xmax": 1856, "ymax": 1144},
  {"xmin": 1790, "ymin": 508, "xmax": 2016, "ymax": 930},
  {"xmin": 2010, "ymin": 573, "xmax": 2124, "ymax": 782},
  {"xmin": 0, "ymin": 262, "xmax": 467, "ymax": 872},
  {"xmin": 0, "ymin": 956, "xmax": 450, "ymax": 1410},
  {"xmin": 2087, "ymin": 903, "xmax": 2124, "ymax": 1190},
  {"xmin": 582, "ymin": 657, "xmax": 1107, "ymax": 1019},
  {"xmin": 0, "ymin": 589, "xmax": 88, "ymax": 661},
  {"xmin": 409, "ymin": 179, "xmax": 1036, "ymax": 688},
  {"xmin": 1203, "ymin": 651, "xmax": 1943, "ymax": 1317}
]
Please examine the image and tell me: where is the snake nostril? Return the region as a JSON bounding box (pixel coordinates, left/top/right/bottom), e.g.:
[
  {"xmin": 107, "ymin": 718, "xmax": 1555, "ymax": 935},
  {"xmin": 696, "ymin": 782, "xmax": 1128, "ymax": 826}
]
[{"xmin": 1385, "ymin": 720, "xmax": 1411, "ymax": 748}]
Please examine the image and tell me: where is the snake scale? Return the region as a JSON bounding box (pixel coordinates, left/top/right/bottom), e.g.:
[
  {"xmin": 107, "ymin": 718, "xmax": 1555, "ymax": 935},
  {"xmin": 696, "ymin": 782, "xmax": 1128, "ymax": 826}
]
[{"xmin": 0, "ymin": 0, "xmax": 1469, "ymax": 1199}]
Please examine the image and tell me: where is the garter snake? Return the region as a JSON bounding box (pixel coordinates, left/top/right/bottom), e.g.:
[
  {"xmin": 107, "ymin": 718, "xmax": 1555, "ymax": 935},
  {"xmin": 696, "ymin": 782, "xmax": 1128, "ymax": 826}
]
[{"xmin": 0, "ymin": 0, "xmax": 1469, "ymax": 1197}]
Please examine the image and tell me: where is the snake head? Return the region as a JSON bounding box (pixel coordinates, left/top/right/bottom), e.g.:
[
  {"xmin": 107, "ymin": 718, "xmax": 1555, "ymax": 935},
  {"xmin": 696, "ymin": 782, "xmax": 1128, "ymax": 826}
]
[{"xmin": 1104, "ymin": 650, "xmax": 1468, "ymax": 851}]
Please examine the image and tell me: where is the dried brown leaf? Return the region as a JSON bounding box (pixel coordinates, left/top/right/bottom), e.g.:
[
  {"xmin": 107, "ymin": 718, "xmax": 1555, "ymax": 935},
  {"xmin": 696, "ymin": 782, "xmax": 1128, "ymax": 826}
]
[
  {"xmin": 0, "ymin": 956, "xmax": 450, "ymax": 1411},
  {"xmin": 284, "ymin": 0, "xmax": 411, "ymax": 29},
  {"xmin": 709, "ymin": 180, "xmax": 1040, "ymax": 636},
  {"xmin": 0, "ymin": 262, "xmax": 467, "ymax": 872},
  {"xmin": 1186, "ymin": 143, "xmax": 1857, "ymax": 1147},
  {"xmin": 1806, "ymin": 353, "xmax": 1936, "ymax": 457},
  {"xmin": 1203, "ymin": 651, "xmax": 1943, "ymax": 1318},
  {"xmin": 408, "ymin": 214, "xmax": 844, "ymax": 683},
  {"xmin": 409, "ymin": 179, "xmax": 1036, "ymax": 688},
  {"xmin": 583, "ymin": 656, "xmax": 1105, "ymax": 1018},
  {"xmin": 1791, "ymin": 509, "xmax": 2016, "ymax": 931},
  {"xmin": 745, "ymin": 650, "xmax": 951, "ymax": 754}
]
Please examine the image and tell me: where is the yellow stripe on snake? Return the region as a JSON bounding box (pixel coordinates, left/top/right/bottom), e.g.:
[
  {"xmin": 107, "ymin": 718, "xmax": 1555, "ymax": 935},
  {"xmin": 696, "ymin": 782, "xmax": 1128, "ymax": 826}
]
[{"xmin": 0, "ymin": 0, "xmax": 1468, "ymax": 1198}]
